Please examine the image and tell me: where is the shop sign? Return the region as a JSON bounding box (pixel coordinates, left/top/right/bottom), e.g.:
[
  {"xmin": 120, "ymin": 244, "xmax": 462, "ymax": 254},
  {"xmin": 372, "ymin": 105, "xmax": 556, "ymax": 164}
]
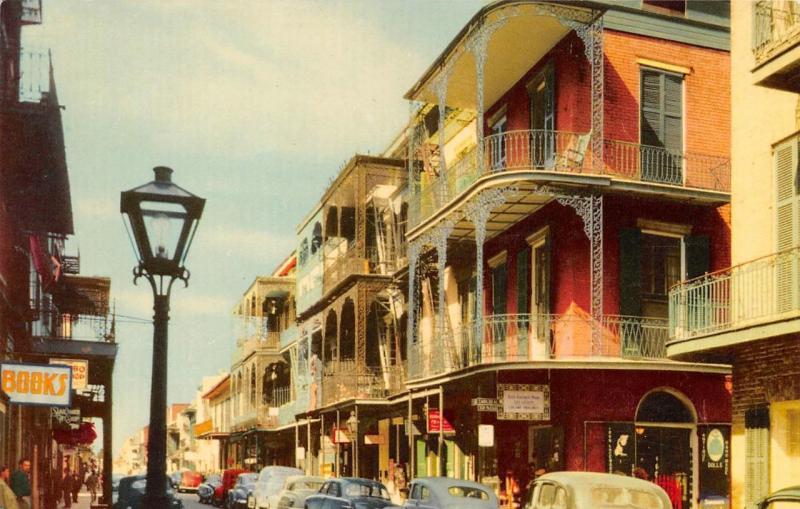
[
  {"xmin": 49, "ymin": 359, "xmax": 88, "ymax": 390},
  {"xmin": 404, "ymin": 419, "xmax": 421, "ymax": 436},
  {"xmin": 295, "ymin": 447, "xmax": 305, "ymax": 461},
  {"xmin": 364, "ymin": 434, "xmax": 383, "ymax": 445},
  {"xmin": 478, "ymin": 424, "xmax": 494, "ymax": 447},
  {"xmin": 427, "ymin": 409, "xmax": 454, "ymax": 433},
  {"xmin": 244, "ymin": 457, "xmax": 257, "ymax": 465},
  {"xmin": 331, "ymin": 427, "xmax": 350, "ymax": 444},
  {"xmin": 51, "ymin": 408, "xmax": 80, "ymax": 430},
  {"xmin": 322, "ymin": 463, "xmax": 334, "ymax": 476},
  {"xmin": 698, "ymin": 425, "xmax": 731, "ymax": 505},
  {"xmin": 1, "ymin": 362, "xmax": 72, "ymax": 407},
  {"xmin": 471, "ymin": 397, "xmax": 499, "ymax": 412},
  {"xmin": 497, "ymin": 384, "xmax": 549, "ymax": 421}
]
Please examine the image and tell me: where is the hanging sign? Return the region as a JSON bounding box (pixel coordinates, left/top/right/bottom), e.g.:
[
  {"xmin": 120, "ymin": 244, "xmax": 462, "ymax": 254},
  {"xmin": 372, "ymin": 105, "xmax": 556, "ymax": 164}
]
[
  {"xmin": 471, "ymin": 397, "xmax": 500, "ymax": 412},
  {"xmin": 427, "ymin": 409, "xmax": 454, "ymax": 433},
  {"xmin": 50, "ymin": 359, "xmax": 88, "ymax": 390},
  {"xmin": 51, "ymin": 408, "xmax": 81, "ymax": 430},
  {"xmin": 1, "ymin": 362, "xmax": 72, "ymax": 407},
  {"xmin": 698, "ymin": 425, "xmax": 731, "ymax": 506},
  {"xmin": 497, "ymin": 384, "xmax": 549, "ymax": 421}
]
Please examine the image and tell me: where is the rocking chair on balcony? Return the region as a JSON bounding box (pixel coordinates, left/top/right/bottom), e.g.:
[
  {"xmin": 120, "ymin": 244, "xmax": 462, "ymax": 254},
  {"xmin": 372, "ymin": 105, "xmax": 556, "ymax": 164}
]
[{"xmin": 555, "ymin": 130, "xmax": 591, "ymax": 171}]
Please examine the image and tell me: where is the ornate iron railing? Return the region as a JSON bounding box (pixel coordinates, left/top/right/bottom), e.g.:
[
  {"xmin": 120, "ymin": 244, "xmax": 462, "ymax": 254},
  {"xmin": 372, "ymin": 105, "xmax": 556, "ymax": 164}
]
[
  {"xmin": 408, "ymin": 130, "xmax": 730, "ymax": 228},
  {"xmin": 323, "ymin": 246, "xmax": 370, "ymax": 294},
  {"xmin": 753, "ymin": 0, "xmax": 800, "ymax": 65},
  {"xmin": 408, "ymin": 313, "xmax": 668, "ymax": 380},
  {"xmin": 669, "ymin": 247, "xmax": 800, "ymax": 341},
  {"xmin": 320, "ymin": 360, "xmax": 404, "ymax": 406},
  {"xmin": 366, "ymin": 246, "xmax": 397, "ymax": 275}
]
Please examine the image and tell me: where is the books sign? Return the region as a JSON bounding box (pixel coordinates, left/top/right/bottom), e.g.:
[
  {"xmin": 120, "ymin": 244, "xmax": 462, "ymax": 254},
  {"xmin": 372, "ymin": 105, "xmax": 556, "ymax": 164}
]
[
  {"xmin": 427, "ymin": 409, "xmax": 454, "ymax": 433},
  {"xmin": 497, "ymin": 384, "xmax": 550, "ymax": 421},
  {"xmin": 1, "ymin": 362, "xmax": 72, "ymax": 407}
]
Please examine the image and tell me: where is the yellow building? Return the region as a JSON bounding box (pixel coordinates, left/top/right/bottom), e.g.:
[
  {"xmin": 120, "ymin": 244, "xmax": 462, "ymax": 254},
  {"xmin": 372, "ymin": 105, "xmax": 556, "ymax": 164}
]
[{"xmin": 668, "ymin": 1, "xmax": 800, "ymax": 507}]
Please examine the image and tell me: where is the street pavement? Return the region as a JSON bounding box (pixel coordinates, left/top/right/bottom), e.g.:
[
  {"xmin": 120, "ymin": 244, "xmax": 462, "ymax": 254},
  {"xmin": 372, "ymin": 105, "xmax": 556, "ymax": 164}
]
[{"xmin": 177, "ymin": 491, "xmax": 205, "ymax": 509}]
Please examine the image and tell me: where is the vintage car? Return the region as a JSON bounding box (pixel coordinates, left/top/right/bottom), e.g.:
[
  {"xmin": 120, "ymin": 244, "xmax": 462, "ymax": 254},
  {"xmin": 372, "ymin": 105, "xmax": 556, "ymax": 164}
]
[
  {"xmin": 214, "ymin": 468, "xmax": 246, "ymax": 507},
  {"xmin": 397, "ymin": 477, "xmax": 498, "ymax": 509},
  {"xmin": 758, "ymin": 485, "xmax": 800, "ymax": 508},
  {"xmin": 249, "ymin": 465, "xmax": 303, "ymax": 509},
  {"xmin": 227, "ymin": 472, "xmax": 258, "ymax": 509},
  {"xmin": 305, "ymin": 478, "xmax": 394, "ymax": 509},
  {"xmin": 179, "ymin": 470, "xmax": 204, "ymax": 492},
  {"xmin": 198, "ymin": 473, "xmax": 222, "ymax": 504},
  {"xmin": 523, "ymin": 472, "xmax": 672, "ymax": 509},
  {"xmin": 274, "ymin": 475, "xmax": 325, "ymax": 509},
  {"xmin": 112, "ymin": 474, "xmax": 183, "ymax": 509}
]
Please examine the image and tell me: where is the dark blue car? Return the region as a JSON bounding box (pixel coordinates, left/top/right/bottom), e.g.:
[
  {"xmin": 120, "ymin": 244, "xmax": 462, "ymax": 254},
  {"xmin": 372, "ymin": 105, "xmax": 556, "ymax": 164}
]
[
  {"xmin": 227, "ymin": 472, "xmax": 258, "ymax": 509},
  {"xmin": 305, "ymin": 478, "xmax": 393, "ymax": 509},
  {"xmin": 112, "ymin": 474, "xmax": 183, "ymax": 509}
]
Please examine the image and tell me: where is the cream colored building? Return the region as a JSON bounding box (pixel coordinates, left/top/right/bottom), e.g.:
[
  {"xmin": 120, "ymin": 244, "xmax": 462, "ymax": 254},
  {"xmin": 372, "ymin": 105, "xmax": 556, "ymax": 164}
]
[{"xmin": 668, "ymin": 1, "xmax": 800, "ymax": 507}]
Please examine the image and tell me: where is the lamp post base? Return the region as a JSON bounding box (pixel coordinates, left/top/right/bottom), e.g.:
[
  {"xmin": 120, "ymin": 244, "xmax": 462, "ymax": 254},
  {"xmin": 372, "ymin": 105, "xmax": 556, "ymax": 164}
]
[{"xmin": 141, "ymin": 493, "xmax": 173, "ymax": 509}]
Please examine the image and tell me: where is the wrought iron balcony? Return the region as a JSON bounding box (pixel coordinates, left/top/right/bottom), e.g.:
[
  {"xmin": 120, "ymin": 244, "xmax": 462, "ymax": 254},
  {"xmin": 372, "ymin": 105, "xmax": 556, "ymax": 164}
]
[
  {"xmin": 669, "ymin": 247, "xmax": 800, "ymax": 342},
  {"xmin": 408, "ymin": 313, "xmax": 668, "ymax": 381},
  {"xmin": 753, "ymin": 0, "xmax": 800, "ymax": 66},
  {"xmin": 323, "ymin": 244, "xmax": 371, "ymax": 294},
  {"xmin": 408, "ymin": 130, "xmax": 730, "ymax": 228},
  {"xmin": 320, "ymin": 360, "xmax": 404, "ymax": 407}
]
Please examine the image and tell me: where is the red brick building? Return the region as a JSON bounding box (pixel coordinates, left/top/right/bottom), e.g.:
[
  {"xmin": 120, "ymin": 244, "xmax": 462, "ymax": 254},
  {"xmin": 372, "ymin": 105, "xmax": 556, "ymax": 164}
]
[{"xmin": 400, "ymin": 2, "xmax": 732, "ymax": 507}]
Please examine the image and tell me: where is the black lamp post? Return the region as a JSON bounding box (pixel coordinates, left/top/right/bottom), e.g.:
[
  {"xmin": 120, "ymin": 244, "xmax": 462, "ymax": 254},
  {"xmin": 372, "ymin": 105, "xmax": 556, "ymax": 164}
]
[{"xmin": 121, "ymin": 166, "xmax": 205, "ymax": 509}]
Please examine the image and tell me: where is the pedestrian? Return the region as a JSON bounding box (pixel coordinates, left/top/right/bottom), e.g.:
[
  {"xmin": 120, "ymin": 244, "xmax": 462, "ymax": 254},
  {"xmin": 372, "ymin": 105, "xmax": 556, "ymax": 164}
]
[
  {"xmin": 9, "ymin": 459, "xmax": 31, "ymax": 509},
  {"xmin": 60, "ymin": 468, "xmax": 74, "ymax": 508},
  {"xmin": 71, "ymin": 463, "xmax": 82, "ymax": 503},
  {"xmin": 85, "ymin": 469, "xmax": 98, "ymax": 503},
  {"xmin": 0, "ymin": 466, "xmax": 20, "ymax": 509}
]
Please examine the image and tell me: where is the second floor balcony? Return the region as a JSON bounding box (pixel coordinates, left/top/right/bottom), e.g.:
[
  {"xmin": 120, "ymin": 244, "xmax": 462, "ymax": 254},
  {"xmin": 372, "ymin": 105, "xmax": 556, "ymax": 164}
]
[
  {"xmin": 752, "ymin": 0, "xmax": 800, "ymax": 92},
  {"xmin": 408, "ymin": 312, "xmax": 668, "ymax": 382},
  {"xmin": 320, "ymin": 360, "xmax": 405, "ymax": 408},
  {"xmin": 668, "ymin": 246, "xmax": 800, "ymax": 356},
  {"xmin": 409, "ymin": 130, "xmax": 730, "ymax": 229}
]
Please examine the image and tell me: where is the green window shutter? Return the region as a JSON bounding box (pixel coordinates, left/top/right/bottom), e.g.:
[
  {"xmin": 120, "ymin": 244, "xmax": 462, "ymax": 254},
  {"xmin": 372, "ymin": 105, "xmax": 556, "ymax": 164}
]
[
  {"xmin": 685, "ymin": 235, "xmax": 710, "ymax": 280},
  {"xmin": 492, "ymin": 263, "xmax": 507, "ymax": 315},
  {"xmin": 640, "ymin": 70, "xmax": 663, "ymax": 148},
  {"xmin": 619, "ymin": 228, "xmax": 642, "ymax": 316},
  {"xmin": 517, "ymin": 247, "xmax": 530, "ymax": 316},
  {"xmin": 774, "ymin": 137, "xmax": 799, "ymax": 312},
  {"xmin": 641, "ymin": 69, "xmax": 684, "ymax": 184}
]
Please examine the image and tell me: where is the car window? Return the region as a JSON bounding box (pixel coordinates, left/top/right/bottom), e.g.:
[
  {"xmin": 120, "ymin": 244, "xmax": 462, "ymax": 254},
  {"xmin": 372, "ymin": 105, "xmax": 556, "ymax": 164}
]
[
  {"xmin": 629, "ymin": 489, "xmax": 662, "ymax": 509},
  {"xmin": 344, "ymin": 483, "xmax": 390, "ymax": 500},
  {"xmin": 448, "ymin": 486, "xmax": 490, "ymax": 500},
  {"xmin": 410, "ymin": 483, "xmax": 422, "ymax": 501},
  {"xmin": 535, "ymin": 483, "xmax": 556, "ymax": 508},
  {"xmin": 327, "ymin": 482, "xmax": 340, "ymax": 497},
  {"xmin": 319, "ymin": 482, "xmax": 329, "ymax": 494}
]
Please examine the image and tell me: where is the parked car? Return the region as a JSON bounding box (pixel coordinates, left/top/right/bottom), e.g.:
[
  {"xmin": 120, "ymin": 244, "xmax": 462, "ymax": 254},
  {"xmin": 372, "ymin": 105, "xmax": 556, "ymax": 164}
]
[
  {"xmin": 227, "ymin": 472, "xmax": 258, "ymax": 509},
  {"xmin": 112, "ymin": 474, "xmax": 183, "ymax": 509},
  {"xmin": 522, "ymin": 472, "xmax": 671, "ymax": 509},
  {"xmin": 250, "ymin": 465, "xmax": 303, "ymax": 509},
  {"xmin": 180, "ymin": 470, "xmax": 204, "ymax": 492},
  {"xmin": 214, "ymin": 468, "xmax": 246, "ymax": 507},
  {"xmin": 758, "ymin": 485, "xmax": 800, "ymax": 508},
  {"xmin": 305, "ymin": 477, "xmax": 393, "ymax": 509},
  {"xmin": 275, "ymin": 475, "xmax": 325, "ymax": 509},
  {"xmin": 198, "ymin": 473, "xmax": 222, "ymax": 504},
  {"xmin": 397, "ymin": 477, "xmax": 498, "ymax": 509},
  {"xmin": 170, "ymin": 471, "xmax": 183, "ymax": 489}
]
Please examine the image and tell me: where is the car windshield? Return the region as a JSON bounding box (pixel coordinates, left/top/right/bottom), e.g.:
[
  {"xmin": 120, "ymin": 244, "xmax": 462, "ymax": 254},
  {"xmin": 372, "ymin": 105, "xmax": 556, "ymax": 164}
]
[
  {"xmin": 241, "ymin": 474, "xmax": 258, "ymax": 486},
  {"xmin": 591, "ymin": 487, "xmax": 663, "ymax": 509},
  {"xmin": 291, "ymin": 480, "xmax": 324, "ymax": 491},
  {"xmin": 448, "ymin": 486, "xmax": 490, "ymax": 500},
  {"xmin": 344, "ymin": 482, "xmax": 390, "ymax": 500}
]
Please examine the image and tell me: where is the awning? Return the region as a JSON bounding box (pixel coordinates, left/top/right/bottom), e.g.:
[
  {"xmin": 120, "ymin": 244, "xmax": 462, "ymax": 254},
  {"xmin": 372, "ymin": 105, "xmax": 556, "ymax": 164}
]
[{"xmin": 264, "ymin": 289, "xmax": 289, "ymax": 299}]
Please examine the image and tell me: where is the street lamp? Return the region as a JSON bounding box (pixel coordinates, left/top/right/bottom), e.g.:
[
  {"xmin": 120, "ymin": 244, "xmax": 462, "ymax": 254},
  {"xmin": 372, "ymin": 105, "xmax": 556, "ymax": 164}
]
[{"xmin": 121, "ymin": 166, "xmax": 205, "ymax": 509}]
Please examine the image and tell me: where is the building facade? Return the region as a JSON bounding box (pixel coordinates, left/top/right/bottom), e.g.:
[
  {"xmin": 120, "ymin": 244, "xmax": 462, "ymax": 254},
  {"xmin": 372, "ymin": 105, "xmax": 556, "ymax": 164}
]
[{"xmin": 668, "ymin": 1, "xmax": 800, "ymax": 507}]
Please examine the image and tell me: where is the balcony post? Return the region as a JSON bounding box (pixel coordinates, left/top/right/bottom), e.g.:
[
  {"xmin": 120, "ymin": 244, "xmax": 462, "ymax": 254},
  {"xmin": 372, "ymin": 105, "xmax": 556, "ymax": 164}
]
[
  {"xmin": 433, "ymin": 221, "xmax": 455, "ymax": 371},
  {"xmin": 590, "ymin": 17, "xmax": 604, "ymax": 171}
]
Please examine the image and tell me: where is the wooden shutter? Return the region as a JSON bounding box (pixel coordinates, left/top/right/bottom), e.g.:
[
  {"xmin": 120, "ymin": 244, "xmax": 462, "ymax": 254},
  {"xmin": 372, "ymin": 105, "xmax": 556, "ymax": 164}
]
[
  {"xmin": 516, "ymin": 247, "xmax": 530, "ymax": 317},
  {"xmin": 745, "ymin": 407, "xmax": 770, "ymax": 508},
  {"xmin": 685, "ymin": 235, "xmax": 710, "ymax": 280},
  {"xmin": 535, "ymin": 238, "xmax": 551, "ymax": 316},
  {"xmin": 640, "ymin": 69, "xmax": 684, "ymax": 183},
  {"xmin": 492, "ymin": 263, "xmax": 507, "ymax": 315},
  {"xmin": 619, "ymin": 228, "xmax": 642, "ymax": 316},
  {"xmin": 774, "ymin": 137, "xmax": 799, "ymax": 312}
]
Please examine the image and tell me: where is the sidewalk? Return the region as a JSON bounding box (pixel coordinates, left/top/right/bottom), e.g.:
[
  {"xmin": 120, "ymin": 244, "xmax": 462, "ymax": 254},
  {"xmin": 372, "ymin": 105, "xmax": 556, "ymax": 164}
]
[{"xmin": 57, "ymin": 492, "xmax": 99, "ymax": 509}]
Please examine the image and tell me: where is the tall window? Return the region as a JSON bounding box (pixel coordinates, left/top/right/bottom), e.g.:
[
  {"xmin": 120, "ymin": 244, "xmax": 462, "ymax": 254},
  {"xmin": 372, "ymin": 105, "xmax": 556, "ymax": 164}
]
[
  {"xmin": 774, "ymin": 136, "xmax": 800, "ymax": 312},
  {"xmin": 640, "ymin": 68, "xmax": 684, "ymax": 184},
  {"xmin": 528, "ymin": 64, "xmax": 555, "ymax": 167},
  {"xmin": 489, "ymin": 115, "xmax": 507, "ymax": 170}
]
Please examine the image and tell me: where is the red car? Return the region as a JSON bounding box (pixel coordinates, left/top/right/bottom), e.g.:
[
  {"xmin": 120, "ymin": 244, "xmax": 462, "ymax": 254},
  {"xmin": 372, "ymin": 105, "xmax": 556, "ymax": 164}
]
[
  {"xmin": 213, "ymin": 468, "xmax": 245, "ymax": 507},
  {"xmin": 179, "ymin": 470, "xmax": 204, "ymax": 492}
]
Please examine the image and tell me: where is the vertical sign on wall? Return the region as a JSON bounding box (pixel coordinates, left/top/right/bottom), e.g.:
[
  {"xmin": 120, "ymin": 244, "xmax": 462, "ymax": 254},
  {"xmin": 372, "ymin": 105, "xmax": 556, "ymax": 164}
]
[
  {"xmin": 698, "ymin": 425, "xmax": 731, "ymax": 506},
  {"xmin": 606, "ymin": 423, "xmax": 635, "ymax": 475}
]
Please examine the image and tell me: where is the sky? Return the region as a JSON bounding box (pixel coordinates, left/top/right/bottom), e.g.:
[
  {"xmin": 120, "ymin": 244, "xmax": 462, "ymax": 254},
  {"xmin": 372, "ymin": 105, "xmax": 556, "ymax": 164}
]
[{"xmin": 23, "ymin": 0, "xmax": 484, "ymax": 458}]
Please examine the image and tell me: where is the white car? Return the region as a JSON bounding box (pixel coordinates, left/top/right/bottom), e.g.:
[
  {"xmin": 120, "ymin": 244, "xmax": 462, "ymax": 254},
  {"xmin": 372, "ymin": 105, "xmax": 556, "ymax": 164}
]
[{"xmin": 248, "ymin": 466, "xmax": 302, "ymax": 509}]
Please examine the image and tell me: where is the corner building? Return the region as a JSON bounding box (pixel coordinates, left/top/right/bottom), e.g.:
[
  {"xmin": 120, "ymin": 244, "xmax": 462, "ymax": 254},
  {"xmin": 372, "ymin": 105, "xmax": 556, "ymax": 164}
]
[{"xmin": 402, "ymin": 2, "xmax": 732, "ymax": 508}]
